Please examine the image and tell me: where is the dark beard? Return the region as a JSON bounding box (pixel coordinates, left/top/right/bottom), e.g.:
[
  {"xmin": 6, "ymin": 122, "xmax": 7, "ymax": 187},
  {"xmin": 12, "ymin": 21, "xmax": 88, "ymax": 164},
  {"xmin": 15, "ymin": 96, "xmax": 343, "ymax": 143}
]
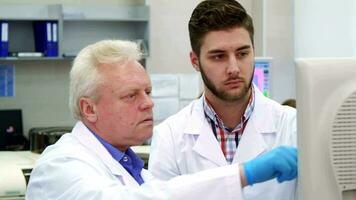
[{"xmin": 198, "ymin": 61, "xmax": 254, "ymax": 102}]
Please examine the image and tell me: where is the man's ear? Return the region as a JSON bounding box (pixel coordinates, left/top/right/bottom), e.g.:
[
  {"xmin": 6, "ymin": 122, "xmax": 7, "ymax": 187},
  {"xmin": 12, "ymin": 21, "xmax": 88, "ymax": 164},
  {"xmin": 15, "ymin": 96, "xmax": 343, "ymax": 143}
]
[
  {"xmin": 190, "ymin": 51, "xmax": 200, "ymax": 72},
  {"xmin": 79, "ymin": 97, "xmax": 98, "ymax": 123}
]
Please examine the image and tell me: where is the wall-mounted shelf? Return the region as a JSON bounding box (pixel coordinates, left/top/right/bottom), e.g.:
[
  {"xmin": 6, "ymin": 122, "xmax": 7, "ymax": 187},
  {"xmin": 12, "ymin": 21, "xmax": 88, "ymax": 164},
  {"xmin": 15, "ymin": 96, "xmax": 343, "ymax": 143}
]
[
  {"xmin": 0, "ymin": 57, "xmax": 64, "ymax": 61},
  {"xmin": 0, "ymin": 5, "xmax": 61, "ymax": 20},
  {"xmin": 62, "ymin": 5, "xmax": 149, "ymax": 21},
  {"xmin": 0, "ymin": 4, "xmax": 149, "ymax": 63}
]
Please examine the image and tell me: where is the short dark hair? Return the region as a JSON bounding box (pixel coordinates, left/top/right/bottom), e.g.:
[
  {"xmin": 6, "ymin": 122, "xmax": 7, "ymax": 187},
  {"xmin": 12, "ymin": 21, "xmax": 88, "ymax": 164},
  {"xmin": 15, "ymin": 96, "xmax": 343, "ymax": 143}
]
[{"xmin": 188, "ymin": 0, "xmax": 254, "ymax": 56}]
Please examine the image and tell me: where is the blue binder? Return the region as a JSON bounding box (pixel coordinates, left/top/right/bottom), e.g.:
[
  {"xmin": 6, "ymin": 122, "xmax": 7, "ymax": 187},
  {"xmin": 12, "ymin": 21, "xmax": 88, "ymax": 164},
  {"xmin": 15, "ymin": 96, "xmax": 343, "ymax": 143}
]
[
  {"xmin": 51, "ymin": 22, "xmax": 58, "ymax": 57},
  {"xmin": 0, "ymin": 21, "xmax": 9, "ymax": 57},
  {"xmin": 33, "ymin": 21, "xmax": 58, "ymax": 57}
]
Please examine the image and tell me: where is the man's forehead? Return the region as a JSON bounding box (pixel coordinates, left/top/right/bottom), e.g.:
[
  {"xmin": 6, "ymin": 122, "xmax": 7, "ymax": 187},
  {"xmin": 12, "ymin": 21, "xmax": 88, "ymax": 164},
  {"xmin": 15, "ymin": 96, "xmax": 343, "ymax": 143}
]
[
  {"xmin": 120, "ymin": 73, "xmax": 151, "ymax": 85},
  {"xmin": 100, "ymin": 59, "xmax": 141, "ymax": 70},
  {"xmin": 98, "ymin": 61, "xmax": 150, "ymax": 88},
  {"xmin": 113, "ymin": 72, "xmax": 151, "ymax": 91},
  {"xmin": 201, "ymin": 27, "xmax": 252, "ymax": 48}
]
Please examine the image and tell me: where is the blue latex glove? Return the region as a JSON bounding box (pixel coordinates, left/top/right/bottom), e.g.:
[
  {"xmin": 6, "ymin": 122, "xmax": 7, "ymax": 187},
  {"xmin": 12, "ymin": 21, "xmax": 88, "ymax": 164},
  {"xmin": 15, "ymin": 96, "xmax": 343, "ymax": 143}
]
[{"xmin": 243, "ymin": 146, "xmax": 297, "ymax": 185}]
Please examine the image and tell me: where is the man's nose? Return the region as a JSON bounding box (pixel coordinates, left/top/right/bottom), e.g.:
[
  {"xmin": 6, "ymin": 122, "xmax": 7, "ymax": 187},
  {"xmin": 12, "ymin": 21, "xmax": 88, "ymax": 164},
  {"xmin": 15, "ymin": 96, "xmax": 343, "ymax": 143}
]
[
  {"xmin": 140, "ymin": 93, "xmax": 154, "ymax": 110},
  {"xmin": 227, "ymin": 56, "xmax": 240, "ymax": 75}
]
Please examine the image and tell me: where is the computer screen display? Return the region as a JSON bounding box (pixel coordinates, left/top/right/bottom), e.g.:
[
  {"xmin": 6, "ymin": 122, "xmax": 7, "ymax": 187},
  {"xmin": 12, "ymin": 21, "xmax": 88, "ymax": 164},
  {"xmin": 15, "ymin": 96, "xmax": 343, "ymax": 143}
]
[
  {"xmin": 0, "ymin": 109, "xmax": 23, "ymax": 135},
  {"xmin": 253, "ymin": 58, "xmax": 271, "ymax": 97}
]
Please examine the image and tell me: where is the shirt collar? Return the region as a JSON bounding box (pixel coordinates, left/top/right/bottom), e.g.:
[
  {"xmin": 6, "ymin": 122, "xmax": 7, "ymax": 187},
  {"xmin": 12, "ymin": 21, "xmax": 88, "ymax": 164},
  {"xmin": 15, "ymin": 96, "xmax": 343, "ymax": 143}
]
[
  {"xmin": 92, "ymin": 132, "xmax": 124, "ymax": 161},
  {"xmin": 88, "ymin": 127, "xmax": 144, "ymax": 173},
  {"xmin": 203, "ymin": 86, "xmax": 255, "ymax": 131}
]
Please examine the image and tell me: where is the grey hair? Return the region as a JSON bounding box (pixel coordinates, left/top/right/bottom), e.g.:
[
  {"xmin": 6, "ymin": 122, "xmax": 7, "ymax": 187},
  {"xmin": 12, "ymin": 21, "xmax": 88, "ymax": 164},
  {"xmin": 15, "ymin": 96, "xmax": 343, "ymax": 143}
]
[{"xmin": 69, "ymin": 39, "xmax": 142, "ymax": 120}]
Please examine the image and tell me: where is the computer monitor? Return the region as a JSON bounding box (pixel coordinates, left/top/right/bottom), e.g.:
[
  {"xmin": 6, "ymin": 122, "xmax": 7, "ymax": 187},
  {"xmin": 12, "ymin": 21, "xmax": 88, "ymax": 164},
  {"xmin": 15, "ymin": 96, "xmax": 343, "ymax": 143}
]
[
  {"xmin": 0, "ymin": 109, "xmax": 23, "ymax": 135},
  {"xmin": 296, "ymin": 58, "xmax": 356, "ymax": 200},
  {"xmin": 254, "ymin": 57, "xmax": 272, "ymax": 97}
]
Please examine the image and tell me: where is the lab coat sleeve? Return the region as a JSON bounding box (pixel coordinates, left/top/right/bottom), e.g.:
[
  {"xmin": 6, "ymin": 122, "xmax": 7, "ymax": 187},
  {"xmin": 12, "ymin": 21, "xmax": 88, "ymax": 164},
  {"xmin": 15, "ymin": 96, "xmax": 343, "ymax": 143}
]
[
  {"xmin": 26, "ymin": 156, "xmax": 244, "ymax": 200},
  {"xmin": 148, "ymin": 123, "xmax": 180, "ymax": 180}
]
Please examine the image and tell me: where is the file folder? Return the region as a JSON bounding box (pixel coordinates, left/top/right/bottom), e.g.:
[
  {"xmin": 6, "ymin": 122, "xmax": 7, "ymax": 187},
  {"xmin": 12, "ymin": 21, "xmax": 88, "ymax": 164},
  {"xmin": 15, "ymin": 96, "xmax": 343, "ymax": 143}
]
[
  {"xmin": 51, "ymin": 22, "xmax": 58, "ymax": 57},
  {"xmin": 33, "ymin": 21, "xmax": 58, "ymax": 57},
  {"xmin": 0, "ymin": 21, "xmax": 9, "ymax": 57}
]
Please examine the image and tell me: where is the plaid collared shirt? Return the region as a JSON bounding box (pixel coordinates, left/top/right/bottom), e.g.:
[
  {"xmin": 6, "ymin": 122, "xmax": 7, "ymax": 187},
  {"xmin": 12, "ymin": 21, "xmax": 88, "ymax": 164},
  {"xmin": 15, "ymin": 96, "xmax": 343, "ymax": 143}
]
[{"xmin": 203, "ymin": 87, "xmax": 255, "ymax": 164}]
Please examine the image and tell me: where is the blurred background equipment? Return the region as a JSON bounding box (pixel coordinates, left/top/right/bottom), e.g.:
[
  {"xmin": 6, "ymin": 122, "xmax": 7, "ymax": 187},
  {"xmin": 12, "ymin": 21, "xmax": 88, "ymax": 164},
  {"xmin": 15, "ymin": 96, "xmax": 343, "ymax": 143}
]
[
  {"xmin": 0, "ymin": 151, "xmax": 39, "ymax": 200},
  {"xmin": 0, "ymin": 109, "xmax": 29, "ymax": 151},
  {"xmin": 29, "ymin": 126, "xmax": 72, "ymax": 153}
]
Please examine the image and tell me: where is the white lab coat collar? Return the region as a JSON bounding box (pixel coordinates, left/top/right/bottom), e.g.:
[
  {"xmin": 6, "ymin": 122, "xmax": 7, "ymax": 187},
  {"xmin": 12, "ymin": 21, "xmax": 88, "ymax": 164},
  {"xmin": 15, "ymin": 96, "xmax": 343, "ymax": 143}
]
[
  {"xmin": 183, "ymin": 86, "xmax": 277, "ymax": 166},
  {"xmin": 247, "ymin": 86, "xmax": 277, "ymax": 134},
  {"xmin": 183, "ymin": 96, "xmax": 228, "ymax": 166},
  {"xmin": 193, "ymin": 119, "xmax": 228, "ymax": 166},
  {"xmin": 234, "ymin": 86, "xmax": 278, "ymax": 162},
  {"xmin": 71, "ymin": 121, "xmax": 140, "ymax": 186}
]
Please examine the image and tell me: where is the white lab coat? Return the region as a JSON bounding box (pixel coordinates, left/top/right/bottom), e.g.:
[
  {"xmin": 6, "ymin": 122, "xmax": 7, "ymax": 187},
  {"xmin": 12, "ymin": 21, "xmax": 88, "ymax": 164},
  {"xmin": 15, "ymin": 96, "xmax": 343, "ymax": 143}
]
[
  {"xmin": 26, "ymin": 121, "xmax": 245, "ymax": 200},
  {"xmin": 149, "ymin": 86, "xmax": 297, "ymax": 200}
]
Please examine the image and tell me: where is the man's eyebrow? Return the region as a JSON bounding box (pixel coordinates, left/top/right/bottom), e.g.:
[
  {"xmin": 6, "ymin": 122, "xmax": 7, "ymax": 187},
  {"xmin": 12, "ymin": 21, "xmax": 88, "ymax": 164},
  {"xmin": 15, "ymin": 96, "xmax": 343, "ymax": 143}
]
[
  {"xmin": 236, "ymin": 45, "xmax": 252, "ymax": 51},
  {"xmin": 116, "ymin": 84, "xmax": 152, "ymax": 93},
  {"xmin": 207, "ymin": 49, "xmax": 225, "ymax": 54},
  {"xmin": 207, "ymin": 45, "xmax": 252, "ymax": 54}
]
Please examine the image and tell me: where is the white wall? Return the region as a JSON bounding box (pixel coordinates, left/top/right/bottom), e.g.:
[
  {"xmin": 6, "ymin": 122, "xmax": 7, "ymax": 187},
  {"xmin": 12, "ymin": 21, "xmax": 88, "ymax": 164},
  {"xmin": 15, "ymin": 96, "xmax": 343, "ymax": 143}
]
[
  {"xmin": 260, "ymin": 0, "xmax": 356, "ymax": 102},
  {"xmin": 295, "ymin": 0, "xmax": 356, "ymax": 57},
  {"xmin": 264, "ymin": 0, "xmax": 295, "ymax": 103},
  {"xmin": 146, "ymin": 0, "xmax": 201, "ymax": 74}
]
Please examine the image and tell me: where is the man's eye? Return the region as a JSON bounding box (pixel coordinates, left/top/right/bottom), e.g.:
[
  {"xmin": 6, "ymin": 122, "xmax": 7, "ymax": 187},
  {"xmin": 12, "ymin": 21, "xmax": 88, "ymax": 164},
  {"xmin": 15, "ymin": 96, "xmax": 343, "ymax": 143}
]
[
  {"xmin": 126, "ymin": 94, "xmax": 136, "ymax": 100},
  {"xmin": 211, "ymin": 54, "xmax": 225, "ymax": 60},
  {"xmin": 237, "ymin": 51, "xmax": 249, "ymax": 58}
]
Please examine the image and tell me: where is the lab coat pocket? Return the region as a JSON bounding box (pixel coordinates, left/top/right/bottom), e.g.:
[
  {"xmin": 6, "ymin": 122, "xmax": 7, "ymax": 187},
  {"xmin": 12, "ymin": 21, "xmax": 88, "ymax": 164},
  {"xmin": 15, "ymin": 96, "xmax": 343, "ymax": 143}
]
[{"xmin": 261, "ymin": 132, "xmax": 277, "ymax": 149}]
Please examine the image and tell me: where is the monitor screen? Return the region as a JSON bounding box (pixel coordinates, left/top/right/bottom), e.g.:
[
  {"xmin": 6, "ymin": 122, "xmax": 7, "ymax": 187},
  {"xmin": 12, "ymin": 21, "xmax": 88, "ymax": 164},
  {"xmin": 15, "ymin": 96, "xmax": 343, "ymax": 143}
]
[
  {"xmin": 0, "ymin": 109, "xmax": 23, "ymax": 136},
  {"xmin": 253, "ymin": 58, "xmax": 271, "ymax": 97}
]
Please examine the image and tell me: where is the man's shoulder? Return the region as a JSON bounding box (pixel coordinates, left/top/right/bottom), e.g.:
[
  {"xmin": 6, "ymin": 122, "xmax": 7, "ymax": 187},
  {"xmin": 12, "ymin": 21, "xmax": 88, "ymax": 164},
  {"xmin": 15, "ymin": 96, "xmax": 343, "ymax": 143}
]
[
  {"xmin": 272, "ymin": 99, "xmax": 296, "ymax": 119},
  {"xmin": 154, "ymin": 98, "xmax": 202, "ymax": 133},
  {"xmin": 35, "ymin": 133, "xmax": 94, "ymax": 167},
  {"xmin": 158, "ymin": 98, "xmax": 201, "ymax": 125},
  {"xmin": 256, "ymin": 95, "xmax": 297, "ymax": 128},
  {"xmin": 261, "ymin": 94, "xmax": 296, "ymax": 114}
]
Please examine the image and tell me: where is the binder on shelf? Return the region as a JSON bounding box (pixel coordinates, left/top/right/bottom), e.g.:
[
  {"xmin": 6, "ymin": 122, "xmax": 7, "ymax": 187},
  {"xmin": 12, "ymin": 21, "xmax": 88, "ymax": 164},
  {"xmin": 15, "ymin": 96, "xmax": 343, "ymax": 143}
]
[
  {"xmin": 51, "ymin": 22, "xmax": 58, "ymax": 57},
  {"xmin": 0, "ymin": 21, "xmax": 9, "ymax": 57},
  {"xmin": 33, "ymin": 21, "xmax": 58, "ymax": 57}
]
